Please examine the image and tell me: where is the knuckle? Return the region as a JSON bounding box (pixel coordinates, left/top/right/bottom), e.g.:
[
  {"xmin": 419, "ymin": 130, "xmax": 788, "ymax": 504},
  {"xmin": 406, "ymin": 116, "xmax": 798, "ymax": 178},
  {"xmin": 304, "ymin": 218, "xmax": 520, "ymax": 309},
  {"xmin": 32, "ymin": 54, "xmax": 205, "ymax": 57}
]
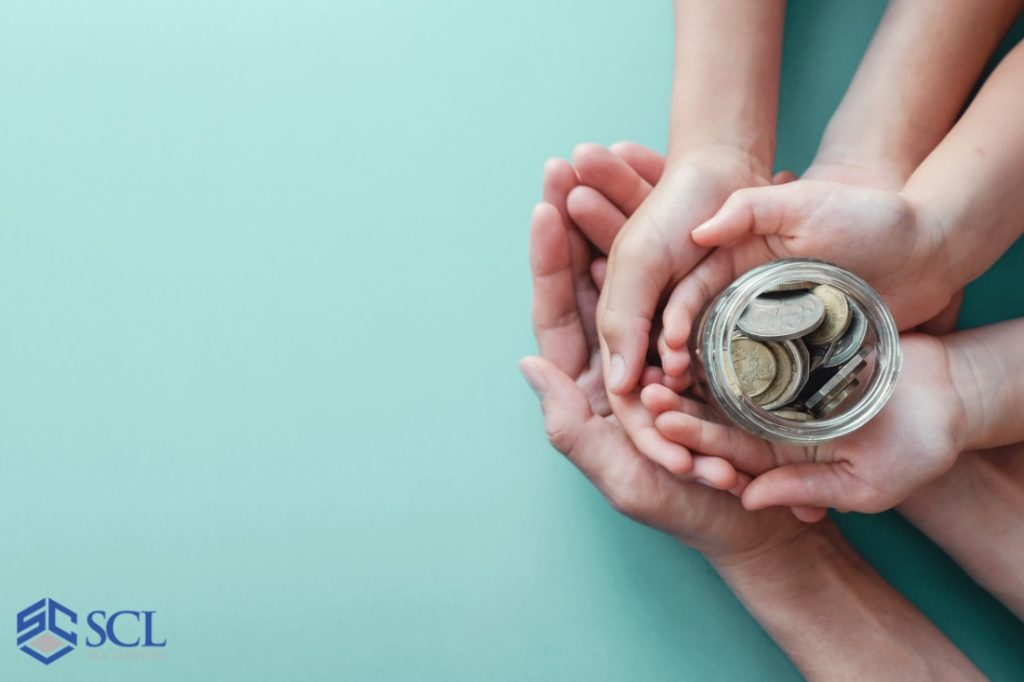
[
  {"xmin": 610, "ymin": 231, "xmax": 651, "ymax": 264},
  {"xmin": 608, "ymin": 488, "xmax": 649, "ymax": 522},
  {"xmin": 544, "ymin": 421, "xmax": 577, "ymax": 455}
]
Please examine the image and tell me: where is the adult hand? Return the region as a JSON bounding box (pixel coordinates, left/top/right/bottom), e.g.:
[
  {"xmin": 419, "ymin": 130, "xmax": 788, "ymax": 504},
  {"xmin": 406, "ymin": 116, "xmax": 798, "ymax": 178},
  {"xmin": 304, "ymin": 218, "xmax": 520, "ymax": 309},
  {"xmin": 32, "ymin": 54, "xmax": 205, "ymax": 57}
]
[
  {"xmin": 520, "ymin": 160, "xmax": 812, "ymax": 555},
  {"xmin": 576, "ymin": 143, "xmax": 774, "ymax": 471}
]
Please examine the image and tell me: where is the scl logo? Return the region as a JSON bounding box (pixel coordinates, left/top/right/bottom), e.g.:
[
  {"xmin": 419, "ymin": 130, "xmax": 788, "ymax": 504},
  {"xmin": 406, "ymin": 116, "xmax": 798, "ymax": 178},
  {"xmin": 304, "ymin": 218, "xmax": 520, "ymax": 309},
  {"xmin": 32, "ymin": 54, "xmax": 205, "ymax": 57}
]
[
  {"xmin": 16, "ymin": 598, "xmax": 77, "ymax": 665},
  {"xmin": 16, "ymin": 597, "xmax": 167, "ymax": 665}
]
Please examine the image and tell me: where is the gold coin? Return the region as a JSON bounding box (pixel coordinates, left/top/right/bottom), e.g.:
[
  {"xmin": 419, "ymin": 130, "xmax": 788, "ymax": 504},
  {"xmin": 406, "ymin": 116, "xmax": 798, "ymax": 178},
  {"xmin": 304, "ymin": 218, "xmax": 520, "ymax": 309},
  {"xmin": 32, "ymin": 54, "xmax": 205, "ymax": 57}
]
[
  {"xmin": 805, "ymin": 284, "xmax": 851, "ymax": 345},
  {"xmin": 754, "ymin": 341, "xmax": 794, "ymax": 408},
  {"xmin": 730, "ymin": 337, "xmax": 777, "ymax": 398}
]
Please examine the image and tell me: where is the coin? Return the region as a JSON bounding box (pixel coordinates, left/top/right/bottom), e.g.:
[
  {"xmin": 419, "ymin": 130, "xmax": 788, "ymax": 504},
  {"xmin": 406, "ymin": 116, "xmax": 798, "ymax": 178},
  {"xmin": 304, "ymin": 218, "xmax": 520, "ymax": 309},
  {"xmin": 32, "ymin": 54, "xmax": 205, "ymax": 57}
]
[
  {"xmin": 730, "ymin": 336, "xmax": 777, "ymax": 398},
  {"xmin": 808, "ymin": 339, "xmax": 836, "ymax": 371},
  {"xmin": 793, "ymin": 339, "xmax": 810, "ymax": 390},
  {"xmin": 771, "ymin": 408, "xmax": 814, "ymax": 422},
  {"xmin": 757, "ymin": 340, "xmax": 808, "ymax": 410},
  {"xmin": 805, "ymin": 285, "xmax": 851, "ymax": 345},
  {"xmin": 753, "ymin": 342, "xmax": 793, "ymax": 407},
  {"xmin": 824, "ymin": 300, "xmax": 868, "ymax": 368},
  {"xmin": 805, "ymin": 346, "xmax": 871, "ymax": 414},
  {"xmin": 819, "ymin": 379, "xmax": 860, "ymax": 417},
  {"xmin": 764, "ymin": 280, "xmax": 816, "ymax": 293},
  {"xmin": 737, "ymin": 292, "xmax": 825, "ymax": 341}
]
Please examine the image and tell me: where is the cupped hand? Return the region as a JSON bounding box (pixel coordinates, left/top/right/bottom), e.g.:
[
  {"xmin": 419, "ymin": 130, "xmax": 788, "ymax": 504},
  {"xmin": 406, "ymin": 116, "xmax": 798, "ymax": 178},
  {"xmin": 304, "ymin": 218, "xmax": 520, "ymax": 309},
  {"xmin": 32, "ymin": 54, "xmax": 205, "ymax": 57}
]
[
  {"xmin": 520, "ymin": 160, "xmax": 812, "ymax": 557},
  {"xmin": 658, "ymin": 179, "xmax": 955, "ymax": 375},
  {"xmin": 644, "ymin": 333, "xmax": 967, "ymax": 513},
  {"xmin": 524, "ymin": 157, "xmax": 741, "ymax": 488},
  {"xmin": 572, "ymin": 142, "xmax": 775, "ymax": 471}
]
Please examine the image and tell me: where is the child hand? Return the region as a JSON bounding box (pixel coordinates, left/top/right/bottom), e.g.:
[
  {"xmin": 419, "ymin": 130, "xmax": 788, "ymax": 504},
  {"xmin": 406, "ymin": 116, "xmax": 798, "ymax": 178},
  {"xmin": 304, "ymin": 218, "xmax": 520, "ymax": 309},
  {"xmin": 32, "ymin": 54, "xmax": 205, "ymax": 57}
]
[
  {"xmin": 643, "ymin": 333, "xmax": 966, "ymax": 514},
  {"xmin": 658, "ymin": 180, "xmax": 954, "ymax": 378}
]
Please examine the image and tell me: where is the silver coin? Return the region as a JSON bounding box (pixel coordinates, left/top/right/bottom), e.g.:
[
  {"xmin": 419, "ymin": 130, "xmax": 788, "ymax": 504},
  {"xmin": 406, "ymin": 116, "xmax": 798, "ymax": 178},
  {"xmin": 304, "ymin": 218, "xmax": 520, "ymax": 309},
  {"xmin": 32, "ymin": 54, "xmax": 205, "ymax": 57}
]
[
  {"xmin": 737, "ymin": 292, "xmax": 825, "ymax": 342},
  {"xmin": 824, "ymin": 301, "xmax": 868, "ymax": 368},
  {"xmin": 808, "ymin": 338, "xmax": 837, "ymax": 370},
  {"xmin": 805, "ymin": 346, "xmax": 872, "ymax": 414},
  {"xmin": 819, "ymin": 379, "xmax": 860, "ymax": 417},
  {"xmin": 764, "ymin": 280, "xmax": 816, "ymax": 293},
  {"xmin": 793, "ymin": 339, "xmax": 810, "ymax": 389}
]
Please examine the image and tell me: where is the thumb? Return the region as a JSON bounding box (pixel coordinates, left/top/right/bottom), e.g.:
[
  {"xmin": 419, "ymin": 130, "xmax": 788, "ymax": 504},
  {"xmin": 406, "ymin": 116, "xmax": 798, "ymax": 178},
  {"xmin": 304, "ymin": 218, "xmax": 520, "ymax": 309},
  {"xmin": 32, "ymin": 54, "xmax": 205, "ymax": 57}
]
[
  {"xmin": 598, "ymin": 237, "xmax": 670, "ymax": 394},
  {"xmin": 741, "ymin": 462, "xmax": 877, "ymax": 513},
  {"xmin": 519, "ymin": 356, "xmax": 593, "ymax": 456},
  {"xmin": 690, "ymin": 183, "xmax": 809, "ymax": 247}
]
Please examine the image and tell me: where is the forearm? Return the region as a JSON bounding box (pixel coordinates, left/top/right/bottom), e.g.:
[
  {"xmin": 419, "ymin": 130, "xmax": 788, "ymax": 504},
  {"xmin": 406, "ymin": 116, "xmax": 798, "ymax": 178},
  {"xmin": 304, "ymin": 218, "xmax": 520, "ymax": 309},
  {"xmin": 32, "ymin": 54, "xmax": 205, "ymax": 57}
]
[
  {"xmin": 902, "ymin": 41, "xmax": 1024, "ymax": 295},
  {"xmin": 899, "ymin": 444, "xmax": 1024, "ymax": 619},
  {"xmin": 711, "ymin": 523, "xmax": 982, "ymax": 681},
  {"xmin": 668, "ymin": 0, "xmax": 785, "ymax": 173},
  {"xmin": 944, "ymin": 318, "xmax": 1024, "ymax": 450},
  {"xmin": 813, "ymin": 0, "xmax": 1023, "ymax": 187}
]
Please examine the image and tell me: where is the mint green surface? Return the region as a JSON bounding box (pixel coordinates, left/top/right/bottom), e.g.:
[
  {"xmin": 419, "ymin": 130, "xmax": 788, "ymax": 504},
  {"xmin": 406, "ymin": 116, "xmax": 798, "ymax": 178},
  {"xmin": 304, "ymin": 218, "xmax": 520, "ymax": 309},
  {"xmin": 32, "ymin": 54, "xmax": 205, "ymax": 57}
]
[{"xmin": 2, "ymin": 2, "xmax": 1022, "ymax": 680}]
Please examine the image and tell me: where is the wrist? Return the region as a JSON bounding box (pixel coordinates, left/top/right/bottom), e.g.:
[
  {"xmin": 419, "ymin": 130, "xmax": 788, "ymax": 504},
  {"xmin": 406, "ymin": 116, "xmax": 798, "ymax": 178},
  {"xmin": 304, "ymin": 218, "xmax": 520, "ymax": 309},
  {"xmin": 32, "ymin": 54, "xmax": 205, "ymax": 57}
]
[
  {"xmin": 708, "ymin": 520, "xmax": 846, "ymax": 591},
  {"xmin": 663, "ymin": 144, "xmax": 774, "ymax": 188},
  {"xmin": 900, "ymin": 193, "xmax": 958, "ymax": 312}
]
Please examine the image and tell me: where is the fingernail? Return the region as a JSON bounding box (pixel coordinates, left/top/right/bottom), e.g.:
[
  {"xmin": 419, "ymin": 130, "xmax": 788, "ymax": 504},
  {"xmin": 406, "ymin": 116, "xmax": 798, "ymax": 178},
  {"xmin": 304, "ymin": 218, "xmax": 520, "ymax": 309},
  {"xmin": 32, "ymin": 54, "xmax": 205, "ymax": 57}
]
[
  {"xmin": 695, "ymin": 478, "xmax": 714, "ymax": 487},
  {"xmin": 690, "ymin": 221, "xmax": 711, "ymax": 236},
  {"xmin": 608, "ymin": 353, "xmax": 626, "ymax": 389},
  {"xmin": 518, "ymin": 359, "xmax": 548, "ymax": 399}
]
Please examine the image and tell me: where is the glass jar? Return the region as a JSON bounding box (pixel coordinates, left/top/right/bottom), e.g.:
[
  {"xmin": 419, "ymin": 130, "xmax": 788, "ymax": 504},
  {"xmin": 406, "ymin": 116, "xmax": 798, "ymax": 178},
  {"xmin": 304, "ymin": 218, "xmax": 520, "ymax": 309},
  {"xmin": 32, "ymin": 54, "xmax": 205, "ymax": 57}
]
[{"xmin": 689, "ymin": 259, "xmax": 901, "ymax": 445}]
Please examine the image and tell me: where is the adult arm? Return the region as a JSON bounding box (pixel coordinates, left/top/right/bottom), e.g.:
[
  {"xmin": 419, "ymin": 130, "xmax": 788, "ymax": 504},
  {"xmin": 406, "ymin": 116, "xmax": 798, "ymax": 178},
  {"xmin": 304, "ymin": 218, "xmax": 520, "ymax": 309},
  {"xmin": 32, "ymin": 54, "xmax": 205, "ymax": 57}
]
[
  {"xmin": 899, "ymin": 443, "xmax": 1024, "ymax": 619},
  {"xmin": 715, "ymin": 523, "xmax": 985, "ymax": 681}
]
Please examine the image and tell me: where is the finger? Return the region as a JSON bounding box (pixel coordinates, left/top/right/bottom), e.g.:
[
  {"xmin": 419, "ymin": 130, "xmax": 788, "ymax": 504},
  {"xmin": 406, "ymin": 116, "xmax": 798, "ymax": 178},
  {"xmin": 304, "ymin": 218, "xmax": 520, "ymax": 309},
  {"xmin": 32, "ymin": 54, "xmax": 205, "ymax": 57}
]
[
  {"xmin": 654, "ymin": 411, "xmax": 776, "ymax": 475},
  {"xmin": 640, "ymin": 383, "xmax": 710, "ymax": 419},
  {"xmin": 566, "ymin": 185, "xmax": 626, "ymax": 254},
  {"xmin": 530, "ymin": 203, "xmax": 588, "ymax": 375},
  {"xmin": 742, "ymin": 463, "xmax": 872, "ymax": 512},
  {"xmin": 658, "ymin": 333, "xmax": 691, "ymax": 378},
  {"xmin": 610, "ymin": 141, "xmax": 665, "ymax": 186},
  {"xmin": 640, "ymin": 366, "xmax": 666, "ymax": 387},
  {"xmin": 610, "ymin": 393, "xmax": 693, "ymax": 475},
  {"xmin": 662, "ymin": 249, "xmax": 737, "ymax": 349},
  {"xmin": 660, "ymin": 372, "xmax": 693, "ymax": 394},
  {"xmin": 772, "ymin": 170, "xmax": 798, "ymax": 185},
  {"xmin": 598, "ymin": 235, "xmax": 669, "ymax": 394},
  {"xmin": 573, "ymin": 142, "xmax": 653, "ymax": 215},
  {"xmin": 544, "ymin": 158, "xmax": 599, "ymax": 347},
  {"xmin": 519, "ymin": 356, "xmax": 592, "ymax": 458},
  {"xmin": 591, "ymin": 257, "xmax": 607, "ymax": 290},
  {"xmin": 542, "ymin": 157, "xmax": 578, "ymax": 227},
  {"xmin": 729, "ymin": 471, "xmax": 753, "ymax": 497},
  {"xmin": 691, "ymin": 455, "xmax": 738, "ymax": 490},
  {"xmin": 917, "ymin": 289, "xmax": 963, "ymax": 335},
  {"xmin": 690, "ymin": 184, "xmax": 808, "ymax": 247},
  {"xmin": 791, "ymin": 506, "xmax": 828, "ymax": 523}
]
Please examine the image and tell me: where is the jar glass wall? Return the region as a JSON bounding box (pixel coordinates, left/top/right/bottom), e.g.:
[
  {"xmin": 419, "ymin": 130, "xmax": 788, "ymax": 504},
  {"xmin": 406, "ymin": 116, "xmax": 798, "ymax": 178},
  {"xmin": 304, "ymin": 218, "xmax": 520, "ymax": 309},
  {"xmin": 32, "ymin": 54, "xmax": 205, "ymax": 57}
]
[{"xmin": 689, "ymin": 259, "xmax": 901, "ymax": 445}]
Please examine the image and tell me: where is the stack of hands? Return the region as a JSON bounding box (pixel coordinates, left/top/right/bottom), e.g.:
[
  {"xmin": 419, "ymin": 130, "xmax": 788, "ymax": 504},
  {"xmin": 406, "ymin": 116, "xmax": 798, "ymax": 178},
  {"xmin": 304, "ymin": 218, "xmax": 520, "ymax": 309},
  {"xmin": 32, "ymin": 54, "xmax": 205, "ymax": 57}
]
[{"xmin": 520, "ymin": 2, "xmax": 1024, "ymax": 679}]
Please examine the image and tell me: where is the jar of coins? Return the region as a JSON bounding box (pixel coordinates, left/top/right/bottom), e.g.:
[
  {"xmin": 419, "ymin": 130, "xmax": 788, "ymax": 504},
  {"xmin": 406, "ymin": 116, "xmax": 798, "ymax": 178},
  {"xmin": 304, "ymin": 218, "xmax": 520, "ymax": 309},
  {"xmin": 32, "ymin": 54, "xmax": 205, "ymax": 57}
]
[{"xmin": 689, "ymin": 259, "xmax": 901, "ymax": 445}]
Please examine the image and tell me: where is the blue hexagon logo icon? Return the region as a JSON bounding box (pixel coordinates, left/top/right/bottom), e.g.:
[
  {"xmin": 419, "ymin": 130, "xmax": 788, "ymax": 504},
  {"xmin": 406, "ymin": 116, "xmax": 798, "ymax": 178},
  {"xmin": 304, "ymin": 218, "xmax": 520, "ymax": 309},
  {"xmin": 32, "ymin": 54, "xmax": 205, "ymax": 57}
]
[{"xmin": 17, "ymin": 598, "xmax": 78, "ymax": 665}]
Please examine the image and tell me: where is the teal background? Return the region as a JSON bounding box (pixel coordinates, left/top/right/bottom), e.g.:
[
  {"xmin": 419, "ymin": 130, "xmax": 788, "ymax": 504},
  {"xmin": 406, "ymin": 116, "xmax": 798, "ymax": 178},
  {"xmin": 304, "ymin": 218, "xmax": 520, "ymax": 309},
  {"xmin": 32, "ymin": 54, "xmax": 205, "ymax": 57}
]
[{"xmin": 2, "ymin": 1, "xmax": 1022, "ymax": 679}]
